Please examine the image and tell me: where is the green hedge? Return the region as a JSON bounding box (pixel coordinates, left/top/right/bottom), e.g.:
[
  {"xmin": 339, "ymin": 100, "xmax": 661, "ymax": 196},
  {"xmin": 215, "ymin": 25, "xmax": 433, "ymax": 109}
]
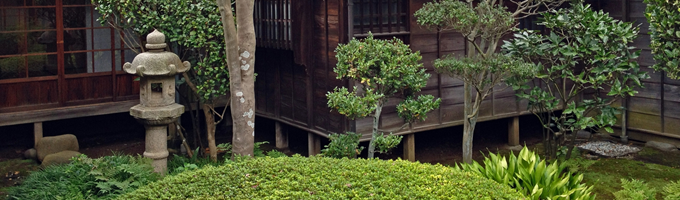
[{"xmin": 120, "ymin": 156, "xmax": 525, "ymax": 199}]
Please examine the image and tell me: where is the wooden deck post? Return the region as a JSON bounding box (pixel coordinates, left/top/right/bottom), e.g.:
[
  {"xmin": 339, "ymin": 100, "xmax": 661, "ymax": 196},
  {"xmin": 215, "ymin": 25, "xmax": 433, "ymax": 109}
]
[
  {"xmin": 275, "ymin": 121, "xmax": 289, "ymax": 150},
  {"xmin": 34, "ymin": 122, "xmax": 43, "ymax": 147},
  {"xmin": 508, "ymin": 116, "xmax": 520, "ymax": 146},
  {"xmin": 308, "ymin": 132, "xmax": 320, "ymax": 156},
  {"xmin": 403, "ymin": 133, "xmax": 415, "ymax": 161}
]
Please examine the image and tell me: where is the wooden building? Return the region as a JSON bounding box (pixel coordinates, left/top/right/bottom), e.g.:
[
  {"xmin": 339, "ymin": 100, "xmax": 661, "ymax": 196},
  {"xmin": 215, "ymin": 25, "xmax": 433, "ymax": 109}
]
[
  {"xmin": 0, "ymin": 0, "xmax": 140, "ymax": 146},
  {"xmin": 2, "ymin": 0, "xmax": 678, "ymax": 156},
  {"xmin": 252, "ymin": 0, "xmax": 680, "ymax": 159}
]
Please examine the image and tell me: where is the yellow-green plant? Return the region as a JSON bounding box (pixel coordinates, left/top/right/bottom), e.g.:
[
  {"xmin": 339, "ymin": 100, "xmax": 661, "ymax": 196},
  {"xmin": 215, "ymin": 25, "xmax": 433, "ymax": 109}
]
[{"xmin": 456, "ymin": 147, "xmax": 595, "ymax": 200}]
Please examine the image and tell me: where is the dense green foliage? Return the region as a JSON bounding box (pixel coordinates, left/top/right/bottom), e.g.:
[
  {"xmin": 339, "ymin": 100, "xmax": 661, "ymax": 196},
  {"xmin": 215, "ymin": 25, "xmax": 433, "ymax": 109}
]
[
  {"xmin": 7, "ymin": 155, "xmax": 159, "ymax": 200},
  {"xmin": 613, "ymin": 179, "xmax": 657, "ymax": 200},
  {"xmin": 456, "ymin": 147, "xmax": 595, "ymax": 200},
  {"xmin": 321, "ymin": 132, "xmax": 364, "ymax": 159},
  {"xmin": 92, "ymin": 0, "xmax": 229, "ymax": 101},
  {"xmin": 120, "ymin": 156, "xmax": 525, "ymax": 199},
  {"xmin": 503, "ymin": 3, "xmax": 649, "ymax": 159},
  {"xmin": 645, "ymin": 0, "xmax": 680, "ymax": 79},
  {"xmin": 328, "ymin": 34, "xmax": 440, "ymax": 158}
]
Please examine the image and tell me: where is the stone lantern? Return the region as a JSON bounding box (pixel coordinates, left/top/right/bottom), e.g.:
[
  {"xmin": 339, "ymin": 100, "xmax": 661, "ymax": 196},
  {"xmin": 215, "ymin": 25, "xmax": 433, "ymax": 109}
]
[{"xmin": 123, "ymin": 30, "xmax": 190, "ymax": 174}]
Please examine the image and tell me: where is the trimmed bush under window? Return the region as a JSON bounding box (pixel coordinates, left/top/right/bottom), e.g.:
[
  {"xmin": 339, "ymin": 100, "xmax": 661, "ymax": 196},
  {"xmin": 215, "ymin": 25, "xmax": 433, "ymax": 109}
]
[{"xmin": 120, "ymin": 156, "xmax": 526, "ymax": 199}]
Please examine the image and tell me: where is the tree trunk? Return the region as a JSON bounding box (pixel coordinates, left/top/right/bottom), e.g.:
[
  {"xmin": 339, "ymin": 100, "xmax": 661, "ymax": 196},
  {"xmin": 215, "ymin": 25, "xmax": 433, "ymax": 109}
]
[
  {"xmin": 462, "ymin": 82, "xmax": 477, "ymax": 164},
  {"xmin": 217, "ymin": 0, "xmax": 256, "ymax": 157},
  {"xmin": 202, "ymin": 104, "xmax": 218, "ymax": 161},
  {"xmin": 367, "ymin": 104, "xmax": 383, "ymax": 159}
]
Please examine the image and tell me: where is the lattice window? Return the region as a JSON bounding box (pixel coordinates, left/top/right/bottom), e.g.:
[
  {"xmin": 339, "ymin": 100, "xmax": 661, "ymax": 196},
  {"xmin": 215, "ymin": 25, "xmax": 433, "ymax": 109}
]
[
  {"xmin": 254, "ymin": 0, "xmax": 292, "ymax": 50},
  {"xmin": 0, "ymin": 0, "xmax": 136, "ymax": 80},
  {"xmin": 352, "ymin": 0, "xmax": 409, "ymax": 36}
]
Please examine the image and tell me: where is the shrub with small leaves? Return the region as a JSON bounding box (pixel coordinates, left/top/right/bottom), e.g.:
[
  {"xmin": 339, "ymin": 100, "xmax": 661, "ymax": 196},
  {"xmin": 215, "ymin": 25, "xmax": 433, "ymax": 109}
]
[
  {"xmin": 119, "ymin": 156, "xmax": 526, "ymax": 199},
  {"xmin": 329, "ymin": 33, "xmax": 440, "ymax": 159},
  {"xmin": 321, "ymin": 132, "xmax": 365, "ymax": 159},
  {"xmin": 613, "ymin": 179, "xmax": 657, "ymax": 200},
  {"xmin": 397, "ymin": 95, "xmax": 442, "ymax": 123},
  {"xmin": 373, "ymin": 133, "xmax": 403, "ymax": 154}
]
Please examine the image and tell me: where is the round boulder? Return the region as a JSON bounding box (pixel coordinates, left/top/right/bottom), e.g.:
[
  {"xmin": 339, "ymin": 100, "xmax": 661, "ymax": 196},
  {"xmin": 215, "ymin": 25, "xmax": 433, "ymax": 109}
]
[
  {"xmin": 23, "ymin": 148, "xmax": 37, "ymax": 160},
  {"xmin": 36, "ymin": 134, "xmax": 79, "ymax": 162},
  {"xmin": 41, "ymin": 150, "xmax": 81, "ymax": 167}
]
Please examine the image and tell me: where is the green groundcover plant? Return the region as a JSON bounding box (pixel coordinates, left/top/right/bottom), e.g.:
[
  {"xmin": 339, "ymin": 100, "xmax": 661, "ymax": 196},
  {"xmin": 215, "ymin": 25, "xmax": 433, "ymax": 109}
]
[
  {"xmin": 120, "ymin": 156, "xmax": 525, "ymax": 199},
  {"xmin": 456, "ymin": 147, "xmax": 595, "ymax": 200},
  {"xmin": 6, "ymin": 154, "xmax": 159, "ymax": 200}
]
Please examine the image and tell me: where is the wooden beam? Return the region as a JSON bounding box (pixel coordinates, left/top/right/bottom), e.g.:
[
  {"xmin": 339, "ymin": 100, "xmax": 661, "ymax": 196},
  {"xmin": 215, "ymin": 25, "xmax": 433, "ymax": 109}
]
[
  {"xmin": 275, "ymin": 121, "xmax": 289, "ymax": 150},
  {"xmin": 0, "ymin": 100, "xmax": 139, "ymax": 127},
  {"xmin": 34, "ymin": 122, "xmax": 43, "ymax": 147},
  {"xmin": 308, "ymin": 132, "xmax": 321, "ymax": 156},
  {"xmin": 403, "ymin": 133, "xmax": 415, "ymax": 162},
  {"xmin": 508, "ymin": 116, "xmax": 520, "ymax": 146}
]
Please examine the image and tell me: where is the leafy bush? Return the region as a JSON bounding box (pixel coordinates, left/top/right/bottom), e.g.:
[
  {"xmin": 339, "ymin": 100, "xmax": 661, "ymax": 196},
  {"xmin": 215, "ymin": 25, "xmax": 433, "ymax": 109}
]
[
  {"xmin": 372, "ymin": 133, "xmax": 403, "ymax": 154},
  {"xmin": 120, "ymin": 156, "xmax": 525, "ymax": 199},
  {"xmin": 321, "ymin": 132, "xmax": 364, "ymax": 159},
  {"xmin": 456, "ymin": 147, "xmax": 595, "ymax": 200},
  {"xmin": 265, "ymin": 150, "xmax": 287, "ymax": 158},
  {"xmin": 663, "ymin": 181, "xmax": 680, "ymax": 200},
  {"xmin": 613, "ymin": 179, "xmax": 656, "ymax": 200},
  {"xmin": 645, "ymin": 0, "xmax": 680, "ymax": 79},
  {"xmin": 6, "ymin": 154, "xmax": 159, "ymax": 200}
]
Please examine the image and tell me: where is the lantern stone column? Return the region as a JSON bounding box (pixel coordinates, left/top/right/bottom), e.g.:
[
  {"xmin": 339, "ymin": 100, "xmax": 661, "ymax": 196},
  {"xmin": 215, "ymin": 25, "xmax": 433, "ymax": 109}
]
[{"xmin": 123, "ymin": 30, "xmax": 190, "ymax": 174}]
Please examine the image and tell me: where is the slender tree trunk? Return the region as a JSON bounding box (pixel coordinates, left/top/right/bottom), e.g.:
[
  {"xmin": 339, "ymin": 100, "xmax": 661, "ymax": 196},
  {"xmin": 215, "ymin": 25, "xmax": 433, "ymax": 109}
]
[
  {"xmin": 202, "ymin": 104, "xmax": 218, "ymax": 160},
  {"xmin": 217, "ymin": 0, "xmax": 256, "ymax": 157},
  {"xmin": 462, "ymin": 83, "xmax": 477, "ymax": 164},
  {"xmin": 367, "ymin": 104, "xmax": 383, "ymax": 159}
]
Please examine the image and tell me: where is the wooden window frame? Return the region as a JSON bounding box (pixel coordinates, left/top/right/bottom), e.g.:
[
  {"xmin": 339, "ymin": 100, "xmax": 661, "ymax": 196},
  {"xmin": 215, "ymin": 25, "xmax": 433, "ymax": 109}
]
[
  {"xmin": 349, "ymin": 0, "xmax": 410, "ymax": 37},
  {"xmin": 0, "ymin": 0, "xmax": 138, "ymax": 109}
]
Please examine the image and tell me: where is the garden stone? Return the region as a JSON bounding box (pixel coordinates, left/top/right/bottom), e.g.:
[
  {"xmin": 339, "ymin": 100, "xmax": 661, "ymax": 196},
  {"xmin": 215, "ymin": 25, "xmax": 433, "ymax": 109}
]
[
  {"xmin": 36, "ymin": 134, "xmax": 79, "ymax": 162},
  {"xmin": 41, "ymin": 150, "xmax": 81, "ymax": 167},
  {"xmin": 504, "ymin": 145, "xmax": 523, "ymax": 152},
  {"xmin": 645, "ymin": 141, "xmax": 679, "ymax": 152},
  {"xmin": 23, "ymin": 148, "xmax": 37, "ymax": 160},
  {"xmin": 576, "ymin": 130, "xmax": 591, "ymax": 139}
]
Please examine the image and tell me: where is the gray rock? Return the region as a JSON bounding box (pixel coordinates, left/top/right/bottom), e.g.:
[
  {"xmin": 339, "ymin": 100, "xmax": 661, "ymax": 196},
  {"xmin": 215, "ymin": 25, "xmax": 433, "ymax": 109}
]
[
  {"xmin": 23, "ymin": 148, "xmax": 37, "ymax": 160},
  {"xmin": 645, "ymin": 141, "xmax": 679, "ymax": 152},
  {"xmin": 576, "ymin": 130, "xmax": 592, "ymax": 139},
  {"xmin": 504, "ymin": 145, "xmax": 523, "ymax": 152},
  {"xmin": 41, "ymin": 150, "xmax": 81, "ymax": 167},
  {"xmin": 36, "ymin": 134, "xmax": 79, "ymax": 162}
]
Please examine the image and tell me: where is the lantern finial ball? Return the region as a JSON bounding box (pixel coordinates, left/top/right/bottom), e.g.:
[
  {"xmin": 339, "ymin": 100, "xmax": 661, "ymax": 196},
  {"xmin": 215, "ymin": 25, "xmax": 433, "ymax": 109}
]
[{"xmin": 146, "ymin": 29, "xmax": 167, "ymax": 50}]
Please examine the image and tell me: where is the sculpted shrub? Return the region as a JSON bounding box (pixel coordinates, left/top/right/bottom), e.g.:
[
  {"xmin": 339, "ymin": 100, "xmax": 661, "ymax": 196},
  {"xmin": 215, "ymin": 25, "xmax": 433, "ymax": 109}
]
[{"xmin": 120, "ymin": 156, "xmax": 525, "ymax": 199}]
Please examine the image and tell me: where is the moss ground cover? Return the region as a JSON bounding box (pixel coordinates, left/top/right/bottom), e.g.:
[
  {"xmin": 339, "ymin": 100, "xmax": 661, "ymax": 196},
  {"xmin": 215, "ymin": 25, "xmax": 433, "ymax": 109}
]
[
  {"xmin": 563, "ymin": 148, "xmax": 680, "ymax": 199},
  {"xmin": 121, "ymin": 156, "xmax": 525, "ymax": 199}
]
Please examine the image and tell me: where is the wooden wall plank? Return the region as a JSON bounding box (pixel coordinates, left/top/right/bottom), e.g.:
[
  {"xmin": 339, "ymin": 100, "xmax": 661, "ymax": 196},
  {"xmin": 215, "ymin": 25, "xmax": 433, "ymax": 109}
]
[{"xmin": 628, "ymin": 111, "xmax": 662, "ymax": 132}]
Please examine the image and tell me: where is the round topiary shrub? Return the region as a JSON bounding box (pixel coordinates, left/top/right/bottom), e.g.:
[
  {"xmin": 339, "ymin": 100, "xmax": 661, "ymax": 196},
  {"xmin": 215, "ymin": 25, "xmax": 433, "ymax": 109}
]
[{"xmin": 120, "ymin": 156, "xmax": 526, "ymax": 199}]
